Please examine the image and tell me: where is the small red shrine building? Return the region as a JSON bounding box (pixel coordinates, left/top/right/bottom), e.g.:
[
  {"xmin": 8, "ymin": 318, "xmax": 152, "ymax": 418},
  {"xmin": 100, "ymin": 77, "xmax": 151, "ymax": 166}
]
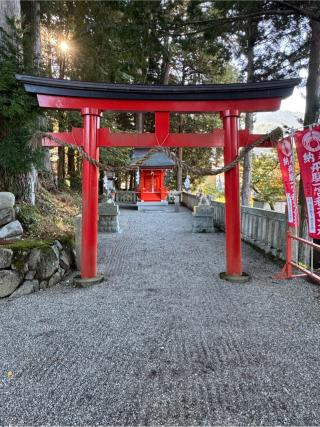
[{"xmin": 132, "ymin": 148, "xmax": 174, "ymax": 205}]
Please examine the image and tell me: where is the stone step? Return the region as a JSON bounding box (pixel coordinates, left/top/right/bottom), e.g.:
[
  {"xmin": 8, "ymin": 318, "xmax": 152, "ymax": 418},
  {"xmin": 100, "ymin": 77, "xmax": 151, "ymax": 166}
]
[{"xmin": 137, "ymin": 201, "xmax": 169, "ymax": 212}]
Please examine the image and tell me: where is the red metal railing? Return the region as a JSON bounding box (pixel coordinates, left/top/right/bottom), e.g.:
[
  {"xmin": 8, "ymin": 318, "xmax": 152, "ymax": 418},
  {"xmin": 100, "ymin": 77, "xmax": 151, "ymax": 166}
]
[{"xmin": 275, "ymin": 231, "xmax": 320, "ymax": 284}]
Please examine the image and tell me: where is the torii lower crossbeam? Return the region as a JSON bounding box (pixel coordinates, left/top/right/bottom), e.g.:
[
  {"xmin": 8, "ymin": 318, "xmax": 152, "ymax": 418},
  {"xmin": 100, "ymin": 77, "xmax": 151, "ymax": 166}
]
[{"xmin": 42, "ymin": 128, "xmax": 271, "ymax": 148}]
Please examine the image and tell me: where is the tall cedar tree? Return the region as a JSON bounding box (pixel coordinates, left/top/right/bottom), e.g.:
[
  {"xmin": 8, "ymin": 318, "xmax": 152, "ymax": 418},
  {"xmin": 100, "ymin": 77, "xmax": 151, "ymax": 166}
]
[{"xmin": 0, "ymin": 0, "xmax": 43, "ymax": 201}]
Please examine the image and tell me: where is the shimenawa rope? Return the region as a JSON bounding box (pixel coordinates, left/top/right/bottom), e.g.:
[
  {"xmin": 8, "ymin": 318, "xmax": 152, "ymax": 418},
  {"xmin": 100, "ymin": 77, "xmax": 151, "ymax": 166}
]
[{"xmin": 32, "ymin": 126, "xmax": 283, "ymax": 176}]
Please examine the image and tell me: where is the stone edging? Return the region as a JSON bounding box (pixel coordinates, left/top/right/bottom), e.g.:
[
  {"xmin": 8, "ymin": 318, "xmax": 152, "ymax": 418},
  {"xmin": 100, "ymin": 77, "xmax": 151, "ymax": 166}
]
[{"xmin": 0, "ymin": 239, "xmax": 75, "ymax": 299}]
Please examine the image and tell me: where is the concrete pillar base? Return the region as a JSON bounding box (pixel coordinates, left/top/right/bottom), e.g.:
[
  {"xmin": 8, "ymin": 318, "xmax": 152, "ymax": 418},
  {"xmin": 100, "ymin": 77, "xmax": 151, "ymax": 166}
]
[
  {"xmin": 219, "ymin": 272, "xmax": 251, "ymax": 283},
  {"xmin": 73, "ymin": 274, "xmax": 105, "ymax": 288}
]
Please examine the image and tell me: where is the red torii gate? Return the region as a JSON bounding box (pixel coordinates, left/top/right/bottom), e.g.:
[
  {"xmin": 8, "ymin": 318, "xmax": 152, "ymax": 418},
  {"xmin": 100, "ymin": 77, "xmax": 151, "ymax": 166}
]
[{"xmin": 16, "ymin": 75, "xmax": 299, "ymax": 285}]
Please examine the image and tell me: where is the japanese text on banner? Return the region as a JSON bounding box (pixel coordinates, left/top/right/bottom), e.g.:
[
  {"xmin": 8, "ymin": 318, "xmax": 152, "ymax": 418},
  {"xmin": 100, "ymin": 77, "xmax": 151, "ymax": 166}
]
[
  {"xmin": 277, "ymin": 137, "xmax": 298, "ymax": 228},
  {"xmin": 295, "ymin": 126, "xmax": 320, "ymax": 238}
]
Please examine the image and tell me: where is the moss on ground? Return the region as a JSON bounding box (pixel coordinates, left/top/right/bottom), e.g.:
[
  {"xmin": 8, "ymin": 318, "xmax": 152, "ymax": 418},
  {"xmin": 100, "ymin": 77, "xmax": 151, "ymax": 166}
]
[
  {"xmin": 1, "ymin": 239, "xmax": 53, "ymax": 251},
  {"xmin": 1, "ymin": 236, "xmax": 75, "ymax": 273},
  {"xmin": 1, "ymin": 236, "xmax": 74, "ymax": 252}
]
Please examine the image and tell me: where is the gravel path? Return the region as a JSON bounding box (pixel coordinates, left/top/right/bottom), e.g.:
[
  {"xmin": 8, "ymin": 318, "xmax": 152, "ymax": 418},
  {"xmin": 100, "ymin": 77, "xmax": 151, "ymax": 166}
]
[{"xmin": 1, "ymin": 206, "xmax": 320, "ymax": 426}]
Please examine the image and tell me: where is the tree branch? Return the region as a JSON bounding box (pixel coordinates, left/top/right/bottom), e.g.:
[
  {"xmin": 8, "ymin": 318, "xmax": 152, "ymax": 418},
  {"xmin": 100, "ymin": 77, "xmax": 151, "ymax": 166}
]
[
  {"xmin": 169, "ymin": 3, "xmax": 319, "ymax": 38},
  {"xmin": 274, "ymin": 0, "xmax": 320, "ymax": 22},
  {"xmin": 168, "ymin": 10, "xmax": 296, "ymax": 37},
  {"xmin": 255, "ymin": 40, "xmax": 310, "ymax": 79},
  {"xmin": 173, "ymin": 9, "xmax": 294, "ymax": 28}
]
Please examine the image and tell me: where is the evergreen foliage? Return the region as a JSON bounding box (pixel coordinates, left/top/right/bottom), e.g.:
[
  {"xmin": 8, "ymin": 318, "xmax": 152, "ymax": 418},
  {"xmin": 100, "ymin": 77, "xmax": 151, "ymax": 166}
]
[
  {"xmin": 37, "ymin": 0, "xmax": 236, "ymax": 189},
  {"xmin": 0, "ymin": 0, "xmax": 319, "ymax": 200},
  {"xmin": 0, "ymin": 19, "xmax": 43, "ymax": 192}
]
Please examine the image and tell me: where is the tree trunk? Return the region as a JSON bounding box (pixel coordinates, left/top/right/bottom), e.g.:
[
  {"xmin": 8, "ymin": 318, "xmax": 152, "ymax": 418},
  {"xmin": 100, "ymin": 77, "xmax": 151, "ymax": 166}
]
[
  {"xmin": 135, "ymin": 112, "xmax": 144, "ymax": 191},
  {"xmin": 68, "ymin": 147, "xmax": 76, "ymax": 190},
  {"xmin": 304, "ymin": 20, "xmax": 320, "ymax": 126},
  {"xmin": 20, "ymin": 0, "xmax": 41, "ymax": 71},
  {"xmin": 0, "ymin": 0, "xmax": 41, "ymax": 204},
  {"xmin": 0, "ymin": 167, "xmax": 37, "ymax": 203},
  {"xmin": 39, "ymin": 148, "xmax": 56, "ymax": 190},
  {"xmin": 176, "ymin": 64, "xmax": 185, "ymax": 191},
  {"xmin": 76, "ymin": 150, "xmax": 81, "ymax": 175},
  {"xmin": 129, "ymin": 171, "xmax": 134, "ymax": 190},
  {"xmin": 241, "ymin": 18, "xmax": 257, "ymax": 206},
  {"xmin": 114, "ymin": 172, "xmax": 119, "ymax": 190},
  {"xmin": 162, "ymin": 59, "xmax": 170, "ymax": 85},
  {"xmin": 135, "ymin": 112, "xmax": 144, "ymax": 133},
  {"xmin": 58, "ymin": 146, "xmax": 65, "ymax": 189},
  {"xmin": 299, "ymin": 18, "xmax": 320, "ymax": 263},
  {"xmin": 19, "ymin": 0, "xmax": 41, "ymax": 203},
  {"xmin": 0, "ymin": 1, "xmax": 21, "ymax": 37},
  {"xmin": 177, "ymin": 148, "xmax": 183, "ymax": 191},
  {"xmin": 241, "ymin": 113, "xmax": 254, "ymax": 205},
  {"xmin": 161, "ymin": 37, "xmax": 171, "ymax": 85}
]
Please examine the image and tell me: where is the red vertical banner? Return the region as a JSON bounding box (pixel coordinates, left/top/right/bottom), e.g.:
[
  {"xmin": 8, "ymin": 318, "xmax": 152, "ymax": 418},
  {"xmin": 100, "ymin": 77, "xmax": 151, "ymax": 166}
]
[
  {"xmin": 277, "ymin": 137, "xmax": 298, "ymax": 228},
  {"xmin": 295, "ymin": 126, "xmax": 320, "ymax": 238}
]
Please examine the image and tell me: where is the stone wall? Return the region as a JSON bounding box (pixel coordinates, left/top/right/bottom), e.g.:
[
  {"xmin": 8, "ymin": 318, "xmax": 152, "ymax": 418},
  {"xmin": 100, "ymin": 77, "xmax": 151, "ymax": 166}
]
[
  {"xmin": 0, "ymin": 192, "xmax": 23, "ymax": 240},
  {"xmin": 181, "ymin": 192, "xmax": 288, "ymax": 261},
  {"xmin": 0, "ymin": 240, "xmax": 74, "ymax": 299},
  {"xmin": 115, "ymin": 191, "xmax": 137, "ymax": 205},
  {"xmin": 180, "ymin": 192, "xmax": 199, "ymax": 211}
]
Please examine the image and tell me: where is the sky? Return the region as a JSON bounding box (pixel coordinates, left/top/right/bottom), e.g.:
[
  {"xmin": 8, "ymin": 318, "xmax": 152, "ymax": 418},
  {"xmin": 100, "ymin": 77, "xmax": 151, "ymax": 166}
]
[
  {"xmin": 280, "ymin": 87, "xmax": 306, "ymax": 114},
  {"xmin": 254, "ymin": 82, "xmax": 306, "ymax": 134},
  {"xmin": 254, "ymin": 88, "xmax": 305, "ymax": 134}
]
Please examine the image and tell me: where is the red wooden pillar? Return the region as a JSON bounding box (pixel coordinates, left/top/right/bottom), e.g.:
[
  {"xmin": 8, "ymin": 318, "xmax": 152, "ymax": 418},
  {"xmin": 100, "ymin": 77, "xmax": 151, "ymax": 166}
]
[
  {"xmin": 78, "ymin": 108, "xmax": 103, "ymax": 283},
  {"xmin": 221, "ymin": 110, "xmax": 248, "ymax": 282}
]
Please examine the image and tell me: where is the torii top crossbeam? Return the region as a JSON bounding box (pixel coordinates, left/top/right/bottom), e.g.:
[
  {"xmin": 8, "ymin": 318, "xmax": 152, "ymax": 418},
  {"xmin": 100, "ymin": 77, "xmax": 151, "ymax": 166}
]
[
  {"xmin": 17, "ymin": 74, "xmax": 298, "ymax": 111},
  {"xmin": 16, "ymin": 74, "xmax": 300, "ymax": 285}
]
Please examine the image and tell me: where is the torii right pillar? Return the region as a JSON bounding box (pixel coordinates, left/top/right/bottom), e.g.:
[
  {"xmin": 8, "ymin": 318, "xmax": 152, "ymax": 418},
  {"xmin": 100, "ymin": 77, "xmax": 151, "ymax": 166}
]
[{"xmin": 221, "ymin": 109, "xmax": 250, "ymax": 283}]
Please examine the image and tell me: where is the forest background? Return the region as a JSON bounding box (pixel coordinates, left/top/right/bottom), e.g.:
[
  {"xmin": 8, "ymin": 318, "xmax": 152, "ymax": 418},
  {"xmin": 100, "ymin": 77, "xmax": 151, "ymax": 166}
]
[{"xmin": 0, "ymin": 0, "xmax": 319, "ymax": 231}]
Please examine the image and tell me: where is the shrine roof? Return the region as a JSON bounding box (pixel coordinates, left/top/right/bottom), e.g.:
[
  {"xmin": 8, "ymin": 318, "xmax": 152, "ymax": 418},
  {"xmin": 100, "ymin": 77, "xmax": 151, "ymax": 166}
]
[
  {"xmin": 16, "ymin": 74, "xmax": 300, "ymax": 101},
  {"xmin": 131, "ymin": 149, "xmax": 175, "ymax": 168}
]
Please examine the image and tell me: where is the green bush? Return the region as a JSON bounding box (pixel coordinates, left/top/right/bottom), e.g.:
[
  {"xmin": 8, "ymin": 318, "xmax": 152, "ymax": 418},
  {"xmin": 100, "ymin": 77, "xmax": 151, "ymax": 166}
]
[
  {"xmin": 16, "ymin": 204, "xmax": 40, "ymax": 233},
  {"xmin": 202, "ymin": 183, "xmax": 224, "ymax": 201}
]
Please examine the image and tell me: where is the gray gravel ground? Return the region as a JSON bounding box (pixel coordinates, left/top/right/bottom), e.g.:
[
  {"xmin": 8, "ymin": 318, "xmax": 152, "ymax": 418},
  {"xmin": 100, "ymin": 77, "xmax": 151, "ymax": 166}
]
[{"xmin": 1, "ymin": 206, "xmax": 320, "ymax": 426}]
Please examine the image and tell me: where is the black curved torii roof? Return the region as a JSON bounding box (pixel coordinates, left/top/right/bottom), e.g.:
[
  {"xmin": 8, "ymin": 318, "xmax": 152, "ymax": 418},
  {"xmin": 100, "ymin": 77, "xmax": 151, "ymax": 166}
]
[{"xmin": 16, "ymin": 74, "xmax": 300, "ymax": 101}]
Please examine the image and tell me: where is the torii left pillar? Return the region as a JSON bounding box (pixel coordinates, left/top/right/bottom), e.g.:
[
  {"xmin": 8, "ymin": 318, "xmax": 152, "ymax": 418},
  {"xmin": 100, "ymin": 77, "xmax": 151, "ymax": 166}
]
[
  {"xmin": 74, "ymin": 108, "xmax": 105, "ymax": 287},
  {"xmin": 220, "ymin": 109, "xmax": 249, "ymax": 283}
]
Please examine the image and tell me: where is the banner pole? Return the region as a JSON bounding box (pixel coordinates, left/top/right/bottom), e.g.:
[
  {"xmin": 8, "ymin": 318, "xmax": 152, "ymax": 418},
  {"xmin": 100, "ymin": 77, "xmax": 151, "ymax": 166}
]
[
  {"xmin": 311, "ymin": 238, "xmax": 314, "ymax": 273},
  {"xmin": 291, "ymin": 133, "xmax": 299, "ymax": 263}
]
